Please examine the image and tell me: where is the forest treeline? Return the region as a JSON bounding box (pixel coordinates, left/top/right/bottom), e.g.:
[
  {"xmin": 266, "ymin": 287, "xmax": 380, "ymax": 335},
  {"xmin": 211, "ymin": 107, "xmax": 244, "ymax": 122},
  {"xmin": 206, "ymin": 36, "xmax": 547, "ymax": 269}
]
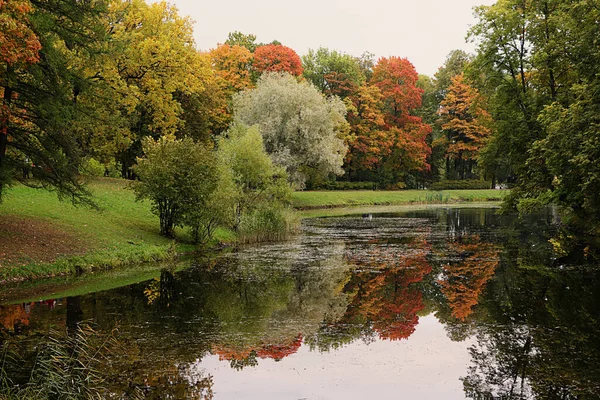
[{"xmin": 2, "ymin": 0, "xmax": 600, "ymax": 224}]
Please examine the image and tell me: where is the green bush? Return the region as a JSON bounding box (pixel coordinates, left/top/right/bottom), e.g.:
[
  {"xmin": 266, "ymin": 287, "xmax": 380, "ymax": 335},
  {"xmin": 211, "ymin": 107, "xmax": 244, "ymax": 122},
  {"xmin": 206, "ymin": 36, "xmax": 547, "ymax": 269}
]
[
  {"xmin": 79, "ymin": 157, "xmax": 105, "ymax": 177},
  {"xmin": 312, "ymin": 181, "xmax": 378, "ymax": 190},
  {"xmin": 430, "ymin": 179, "xmax": 492, "ymax": 190},
  {"xmin": 105, "ymin": 160, "xmax": 123, "ymax": 178},
  {"xmin": 132, "ymin": 137, "xmax": 219, "ymax": 238}
]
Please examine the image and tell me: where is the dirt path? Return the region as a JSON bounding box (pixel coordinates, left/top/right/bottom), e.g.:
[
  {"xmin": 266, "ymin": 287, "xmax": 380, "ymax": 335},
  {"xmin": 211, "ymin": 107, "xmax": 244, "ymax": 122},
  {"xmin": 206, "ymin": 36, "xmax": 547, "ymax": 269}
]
[{"xmin": 0, "ymin": 216, "xmax": 88, "ymax": 267}]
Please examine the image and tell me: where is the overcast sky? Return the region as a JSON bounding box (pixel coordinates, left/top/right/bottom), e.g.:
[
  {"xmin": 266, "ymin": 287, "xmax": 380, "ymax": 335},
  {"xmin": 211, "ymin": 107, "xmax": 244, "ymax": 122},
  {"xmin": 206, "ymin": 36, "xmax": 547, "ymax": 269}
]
[{"xmin": 169, "ymin": 0, "xmax": 496, "ymax": 77}]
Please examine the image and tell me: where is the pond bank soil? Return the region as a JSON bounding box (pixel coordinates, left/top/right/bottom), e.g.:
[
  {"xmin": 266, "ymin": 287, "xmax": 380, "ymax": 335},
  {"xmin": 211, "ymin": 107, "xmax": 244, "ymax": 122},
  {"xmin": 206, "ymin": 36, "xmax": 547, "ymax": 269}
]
[{"xmin": 0, "ymin": 216, "xmax": 87, "ymax": 268}]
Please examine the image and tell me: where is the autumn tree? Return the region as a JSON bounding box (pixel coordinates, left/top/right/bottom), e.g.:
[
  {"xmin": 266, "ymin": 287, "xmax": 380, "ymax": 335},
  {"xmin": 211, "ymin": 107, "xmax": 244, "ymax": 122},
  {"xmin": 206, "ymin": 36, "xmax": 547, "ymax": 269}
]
[
  {"xmin": 438, "ymin": 73, "xmax": 491, "ymax": 181},
  {"xmin": 252, "ymin": 44, "xmax": 303, "ymax": 77},
  {"xmin": 363, "ymin": 57, "xmax": 431, "ymax": 186},
  {"xmin": 233, "ymin": 73, "xmax": 348, "ymax": 189},
  {"xmin": 204, "ymin": 43, "xmax": 255, "ymax": 134},
  {"xmin": 344, "ymin": 84, "xmax": 389, "ymax": 178},
  {"xmin": 0, "ymin": 0, "xmax": 41, "ymax": 195},
  {"xmin": 98, "ymin": 0, "xmax": 212, "ymax": 177}
]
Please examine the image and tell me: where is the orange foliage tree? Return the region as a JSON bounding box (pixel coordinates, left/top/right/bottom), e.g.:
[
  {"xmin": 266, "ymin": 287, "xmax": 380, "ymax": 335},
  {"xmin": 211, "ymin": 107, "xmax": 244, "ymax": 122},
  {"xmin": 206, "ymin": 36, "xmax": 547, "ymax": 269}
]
[
  {"xmin": 344, "ymin": 57, "xmax": 431, "ymax": 186},
  {"xmin": 206, "ymin": 44, "xmax": 254, "ymax": 133},
  {"xmin": 438, "ymin": 73, "xmax": 491, "ymax": 180},
  {"xmin": 439, "ymin": 235, "xmax": 499, "ymax": 320},
  {"xmin": 344, "ymin": 84, "xmax": 389, "ymax": 174},
  {"xmin": 253, "ymin": 44, "xmax": 303, "ymax": 76}
]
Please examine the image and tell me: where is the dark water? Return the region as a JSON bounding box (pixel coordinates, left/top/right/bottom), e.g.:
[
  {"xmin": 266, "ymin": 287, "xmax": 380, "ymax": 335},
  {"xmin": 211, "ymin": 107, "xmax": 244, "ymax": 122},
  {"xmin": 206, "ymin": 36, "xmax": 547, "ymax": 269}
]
[{"xmin": 1, "ymin": 207, "xmax": 600, "ymax": 399}]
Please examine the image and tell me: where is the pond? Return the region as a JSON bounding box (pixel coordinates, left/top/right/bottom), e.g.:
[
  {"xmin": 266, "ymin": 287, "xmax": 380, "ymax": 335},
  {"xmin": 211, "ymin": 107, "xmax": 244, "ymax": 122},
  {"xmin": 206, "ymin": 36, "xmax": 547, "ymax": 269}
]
[{"xmin": 1, "ymin": 206, "xmax": 600, "ymax": 399}]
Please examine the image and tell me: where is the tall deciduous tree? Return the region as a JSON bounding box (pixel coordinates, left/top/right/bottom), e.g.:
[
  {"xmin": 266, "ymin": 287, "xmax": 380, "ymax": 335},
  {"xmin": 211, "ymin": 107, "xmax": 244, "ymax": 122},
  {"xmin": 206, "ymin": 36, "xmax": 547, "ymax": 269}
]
[
  {"xmin": 438, "ymin": 73, "xmax": 491, "ymax": 180},
  {"xmin": 368, "ymin": 56, "xmax": 431, "ymax": 186},
  {"xmin": 344, "ymin": 84, "xmax": 389, "ymax": 177},
  {"xmin": 469, "ymin": 0, "xmax": 574, "ymax": 203},
  {"xmin": 233, "ymin": 73, "xmax": 348, "ymax": 189},
  {"xmin": 99, "ymin": 0, "xmax": 212, "ymax": 177}
]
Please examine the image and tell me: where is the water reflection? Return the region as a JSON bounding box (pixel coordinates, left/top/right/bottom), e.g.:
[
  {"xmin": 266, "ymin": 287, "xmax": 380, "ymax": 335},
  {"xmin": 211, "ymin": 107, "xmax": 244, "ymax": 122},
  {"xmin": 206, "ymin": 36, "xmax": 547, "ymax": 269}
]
[{"xmin": 1, "ymin": 208, "xmax": 600, "ymax": 399}]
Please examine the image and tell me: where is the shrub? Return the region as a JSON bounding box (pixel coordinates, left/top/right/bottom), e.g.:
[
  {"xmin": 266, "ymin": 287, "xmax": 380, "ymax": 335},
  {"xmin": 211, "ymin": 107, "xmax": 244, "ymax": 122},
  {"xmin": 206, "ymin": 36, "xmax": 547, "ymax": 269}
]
[
  {"xmin": 132, "ymin": 137, "xmax": 218, "ymax": 238},
  {"xmin": 430, "ymin": 179, "xmax": 492, "ymax": 190},
  {"xmin": 79, "ymin": 157, "xmax": 105, "ymax": 177},
  {"xmin": 217, "ymin": 123, "xmax": 293, "ymax": 230}
]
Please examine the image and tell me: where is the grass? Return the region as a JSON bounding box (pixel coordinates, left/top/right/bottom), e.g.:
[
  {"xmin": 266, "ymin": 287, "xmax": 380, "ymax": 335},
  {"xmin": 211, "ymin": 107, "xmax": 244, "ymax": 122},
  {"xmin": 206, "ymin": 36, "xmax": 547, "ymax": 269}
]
[
  {"xmin": 291, "ymin": 189, "xmax": 508, "ymax": 209},
  {"xmin": 0, "ymin": 178, "xmax": 232, "ymax": 281}
]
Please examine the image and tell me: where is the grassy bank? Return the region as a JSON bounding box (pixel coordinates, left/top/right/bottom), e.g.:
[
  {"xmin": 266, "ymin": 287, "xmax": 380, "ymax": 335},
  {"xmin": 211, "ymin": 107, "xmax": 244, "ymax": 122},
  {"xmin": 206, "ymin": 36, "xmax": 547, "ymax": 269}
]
[
  {"xmin": 0, "ymin": 178, "xmax": 234, "ymax": 281},
  {"xmin": 291, "ymin": 189, "xmax": 508, "ymax": 209}
]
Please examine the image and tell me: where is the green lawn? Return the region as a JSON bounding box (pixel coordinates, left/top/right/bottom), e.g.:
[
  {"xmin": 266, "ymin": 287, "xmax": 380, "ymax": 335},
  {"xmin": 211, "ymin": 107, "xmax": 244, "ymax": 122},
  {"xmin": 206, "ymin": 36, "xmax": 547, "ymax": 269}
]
[{"xmin": 291, "ymin": 189, "xmax": 508, "ymax": 209}]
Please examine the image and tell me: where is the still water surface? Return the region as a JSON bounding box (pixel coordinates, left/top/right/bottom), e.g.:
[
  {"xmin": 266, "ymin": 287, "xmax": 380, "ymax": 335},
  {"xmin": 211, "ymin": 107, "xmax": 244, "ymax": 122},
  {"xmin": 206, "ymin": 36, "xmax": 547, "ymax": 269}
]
[{"xmin": 1, "ymin": 207, "xmax": 599, "ymax": 399}]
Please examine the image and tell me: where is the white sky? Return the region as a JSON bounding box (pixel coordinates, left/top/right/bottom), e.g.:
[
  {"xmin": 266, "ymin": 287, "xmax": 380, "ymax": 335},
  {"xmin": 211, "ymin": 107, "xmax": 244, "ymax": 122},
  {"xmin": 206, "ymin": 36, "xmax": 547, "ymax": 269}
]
[{"xmin": 169, "ymin": 0, "xmax": 496, "ymax": 77}]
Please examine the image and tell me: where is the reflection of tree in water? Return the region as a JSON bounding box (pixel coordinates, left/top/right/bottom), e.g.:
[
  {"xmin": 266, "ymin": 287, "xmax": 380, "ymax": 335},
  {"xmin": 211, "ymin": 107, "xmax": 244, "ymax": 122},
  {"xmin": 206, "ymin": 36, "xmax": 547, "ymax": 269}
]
[
  {"xmin": 212, "ymin": 334, "xmax": 303, "ymax": 370},
  {"xmin": 462, "ymin": 236, "xmax": 600, "ymax": 400},
  {"xmin": 438, "ymin": 235, "xmax": 499, "ymax": 321},
  {"xmin": 340, "ymin": 236, "xmax": 433, "ymax": 341},
  {"xmin": 0, "ymin": 304, "xmax": 30, "ymax": 333}
]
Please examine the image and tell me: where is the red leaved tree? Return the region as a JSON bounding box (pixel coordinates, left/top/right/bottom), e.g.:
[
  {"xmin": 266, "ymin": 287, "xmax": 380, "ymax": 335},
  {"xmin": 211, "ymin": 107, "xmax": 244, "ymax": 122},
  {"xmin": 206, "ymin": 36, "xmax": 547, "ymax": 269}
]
[{"xmin": 252, "ymin": 44, "xmax": 303, "ymax": 76}]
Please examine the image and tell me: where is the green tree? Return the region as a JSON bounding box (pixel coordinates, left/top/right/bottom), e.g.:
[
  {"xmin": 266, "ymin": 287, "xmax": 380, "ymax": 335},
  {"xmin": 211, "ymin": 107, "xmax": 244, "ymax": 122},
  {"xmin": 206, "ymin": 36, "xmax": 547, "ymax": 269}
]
[
  {"xmin": 302, "ymin": 47, "xmax": 365, "ymax": 98},
  {"xmin": 468, "ymin": 0, "xmax": 574, "ymax": 202},
  {"xmin": 217, "ymin": 123, "xmax": 292, "ymax": 230},
  {"xmin": 225, "ymin": 31, "xmax": 258, "ymax": 52},
  {"xmin": 132, "ymin": 137, "xmax": 218, "ymax": 238},
  {"xmin": 233, "ymin": 73, "xmax": 348, "ymax": 189}
]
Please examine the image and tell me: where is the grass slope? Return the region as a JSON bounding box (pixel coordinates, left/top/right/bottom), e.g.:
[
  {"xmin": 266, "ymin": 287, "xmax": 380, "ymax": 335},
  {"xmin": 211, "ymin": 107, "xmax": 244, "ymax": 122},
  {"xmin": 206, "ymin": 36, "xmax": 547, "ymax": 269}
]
[
  {"xmin": 291, "ymin": 189, "xmax": 508, "ymax": 209},
  {"xmin": 0, "ymin": 179, "xmax": 235, "ymax": 281}
]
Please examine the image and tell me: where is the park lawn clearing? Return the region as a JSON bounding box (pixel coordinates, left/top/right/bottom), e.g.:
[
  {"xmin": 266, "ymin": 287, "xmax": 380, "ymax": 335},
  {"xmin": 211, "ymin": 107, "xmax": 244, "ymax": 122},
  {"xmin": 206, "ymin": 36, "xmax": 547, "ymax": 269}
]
[
  {"xmin": 0, "ymin": 178, "xmax": 198, "ymax": 281},
  {"xmin": 291, "ymin": 189, "xmax": 508, "ymax": 209}
]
